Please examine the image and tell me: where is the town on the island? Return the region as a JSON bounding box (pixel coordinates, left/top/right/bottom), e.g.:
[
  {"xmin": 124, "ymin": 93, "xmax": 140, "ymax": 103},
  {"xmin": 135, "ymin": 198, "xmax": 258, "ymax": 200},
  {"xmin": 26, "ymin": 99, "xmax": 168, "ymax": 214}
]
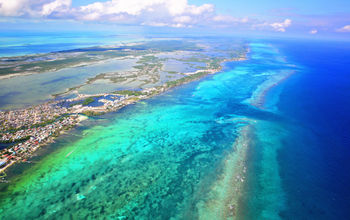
[
  {"xmin": 0, "ymin": 68, "xmax": 224, "ymax": 174},
  {"xmin": 0, "ymin": 39, "xmax": 248, "ymax": 176}
]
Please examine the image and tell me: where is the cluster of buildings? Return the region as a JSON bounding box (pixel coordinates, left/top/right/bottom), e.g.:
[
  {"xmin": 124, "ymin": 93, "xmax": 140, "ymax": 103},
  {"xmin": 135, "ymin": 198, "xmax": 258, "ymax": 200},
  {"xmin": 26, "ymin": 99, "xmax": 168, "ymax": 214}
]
[
  {"xmin": 1, "ymin": 115, "xmax": 80, "ymax": 169},
  {"xmin": 69, "ymin": 91, "xmax": 157, "ymax": 114},
  {"xmin": 69, "ymin": 95, "xmax": 129, "ymax": 113},
  {"xmin": 0, "ymin": 102, "xmax": 68, "ymax": 131},
  {"xmin": 0, "ymin": 87, "xmax": 164, "ymax": 171},
  {"xmin": 97, "ymin": 97, "xmax": 129, "ymax": 109},
  {"xmin": 0, "ymin": 102, "xmax": 79, "ymax": 170}
]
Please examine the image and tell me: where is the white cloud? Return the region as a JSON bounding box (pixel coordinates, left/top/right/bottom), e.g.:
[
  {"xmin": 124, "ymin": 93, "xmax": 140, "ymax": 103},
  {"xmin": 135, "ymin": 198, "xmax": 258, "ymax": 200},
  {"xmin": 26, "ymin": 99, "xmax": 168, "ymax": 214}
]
[
  {"xmin": 0, "ymin": 0, "xmax": 71, "ymax": 17},
  {"xmin": 212, "ymin": 15, "xmax": 248, "ymax": 23},
  {"xmin": 336, "ymin": 25, "xmax": 350, "ymax": 32},
  {"xmin": 41, "ymin": 0, "xmax": 71, "ymax": 16},
  {"xmin": 309, "ymin": 29, "xmax": 318, "ymax": 34},
  {"xmin": 141, "ymin": 21, "xmax": 168, "ymax": 27},
  {"xmin": 0, "ymin": 0, "xmax": 29, "ymax": 16},
  {"xmin": 270, "ymin": 19, "xmax": 292, "ymax": 32},
  {"xmin": 173, "ymin": 16, "xmax": 192, "ymax": 24},
  {"xmin": 72, "ymin": 0, "xmax": 215, "ymax": 27},
  {"xmin": 79, "ymin": 0, "xmax": 158, "ymax": 17},
  {"xmin": 0, "ymin": 0, "xmax": 293, "ymax": 31},
  {"xmin": 186, "ymin": 4, "xmax": 213, "ymax": 15},
  {"xmin": 253, "ymin": 19, "xmax": 292, "ymax": 32},
  {"xmin": 76, "ymin": 0, "xmax": 213, "ymax": 21}
]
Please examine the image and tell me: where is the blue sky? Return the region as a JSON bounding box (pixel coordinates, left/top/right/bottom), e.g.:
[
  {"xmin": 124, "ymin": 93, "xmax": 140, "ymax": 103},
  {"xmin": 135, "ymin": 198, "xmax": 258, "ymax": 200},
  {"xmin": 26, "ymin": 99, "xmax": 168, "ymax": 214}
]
[
  {"xmin": 0, "ymin": 0, "xmax": 349, "ymax": 39},
  {"xmin": 192, "ymin": 0, "xmax": 350, "ymax": 15}
]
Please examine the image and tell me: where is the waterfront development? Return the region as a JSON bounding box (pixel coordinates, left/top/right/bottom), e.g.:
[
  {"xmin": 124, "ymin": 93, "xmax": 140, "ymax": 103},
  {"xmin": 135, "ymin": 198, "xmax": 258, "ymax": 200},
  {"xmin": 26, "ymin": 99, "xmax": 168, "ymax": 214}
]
[
  {"xmin": 0, "ymin": 36, "xmax": 349, "ymax": 219},
  {"xmin": 0, "ymin": 39, "xmax": 247, "ymax": 173}
]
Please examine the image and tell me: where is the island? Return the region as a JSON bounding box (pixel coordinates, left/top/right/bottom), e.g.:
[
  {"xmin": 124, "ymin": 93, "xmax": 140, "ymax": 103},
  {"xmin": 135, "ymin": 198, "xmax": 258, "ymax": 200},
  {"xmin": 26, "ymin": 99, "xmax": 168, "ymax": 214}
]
[{"xmin": 0, "ymin": 38, "xmax": 248, "ymax": 174}]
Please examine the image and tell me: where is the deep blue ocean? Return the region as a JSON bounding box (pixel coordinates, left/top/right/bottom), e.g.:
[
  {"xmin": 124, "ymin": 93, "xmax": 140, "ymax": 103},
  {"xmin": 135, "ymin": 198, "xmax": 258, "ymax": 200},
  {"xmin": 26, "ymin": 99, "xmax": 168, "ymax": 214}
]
[{"xmin": 270, "ymin": 39, "xmax": 350, "ymax": 219}]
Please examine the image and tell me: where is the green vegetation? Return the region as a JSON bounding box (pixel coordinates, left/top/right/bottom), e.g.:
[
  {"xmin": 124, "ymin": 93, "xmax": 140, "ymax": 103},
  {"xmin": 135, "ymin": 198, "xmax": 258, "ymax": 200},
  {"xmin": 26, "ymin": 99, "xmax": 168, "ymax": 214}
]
[
  {"xmin": 82, "ymin": 97, "xmax": 95, "ymax": 106},
  {"xmin": 114, "ymin": 90, "xmax": 143, "ymax": 96},
  {"xmin": 69, "ymin": 96, "xmax": 101, "ymax": 107},
  {"xmin": 166, "ymin": 71, "xmax": 209, "ymax": 88},
  {"xmin": 30, "ymin": 118, "xmax": 56, "ymax": 128},
  {"xmin": 133, "ymin": 65, "xmax": 144, "ymax": 70},
  {"xmin": 82, "ymin": 111, "xmax": 105, "ymax": 117},
  {"xmin": 86, "ymin": 73, "xmax": 107, "ymax": 84},
  {"xmin": 0, "ymin": 126, "xmax": 25, "ymax": 134},
  {"xmin": 137, "ymin": 55, "xmax": 158, "ymax": 63},
  {"xmin": 166, "ymin": 71, "xmax": 179, "ymax": 74},
  {"xmin": 0, "ymin": 135, "xmax": 31, "ymax": 145},
  {"xmin": 69, "ymin": 102, "xmax": 80, "ymax": 107},
  {"xmin": 0, "ymin": 171, "xmax": 7, "ymax": 178}
]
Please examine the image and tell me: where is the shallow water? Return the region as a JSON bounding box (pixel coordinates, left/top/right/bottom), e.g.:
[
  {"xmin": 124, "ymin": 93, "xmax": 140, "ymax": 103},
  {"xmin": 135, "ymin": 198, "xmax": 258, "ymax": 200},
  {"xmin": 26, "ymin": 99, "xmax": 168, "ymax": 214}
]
[
  {"xmin": 0, "ymin": 58, "xmax": 136, "ymax": 110},
  {"xmin": 163, "ymin": 59, "xmax": 200, "ymax": 73},
  {"xmin": 0, "ymin": 41, "xmax": 299, "ymax": 219}
]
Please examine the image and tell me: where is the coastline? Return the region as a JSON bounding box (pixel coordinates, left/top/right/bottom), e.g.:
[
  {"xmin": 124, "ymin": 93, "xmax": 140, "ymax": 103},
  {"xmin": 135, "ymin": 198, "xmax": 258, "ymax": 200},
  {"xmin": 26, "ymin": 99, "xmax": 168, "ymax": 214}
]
[
  {"xmin": 0, "ymin": 54, "xmax": 248, "ymax": 174},
  {"xmin": 0, "ymin": 114, "xmax": 88, "ymax": 175}
]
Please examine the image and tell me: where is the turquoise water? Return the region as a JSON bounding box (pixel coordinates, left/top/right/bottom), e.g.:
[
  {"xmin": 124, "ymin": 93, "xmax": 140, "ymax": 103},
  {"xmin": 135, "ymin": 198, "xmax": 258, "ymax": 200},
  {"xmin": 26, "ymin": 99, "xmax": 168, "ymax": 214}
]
[{"xmin": 0, "ymin": 41, "xmax": 299, "ymax": 219}]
